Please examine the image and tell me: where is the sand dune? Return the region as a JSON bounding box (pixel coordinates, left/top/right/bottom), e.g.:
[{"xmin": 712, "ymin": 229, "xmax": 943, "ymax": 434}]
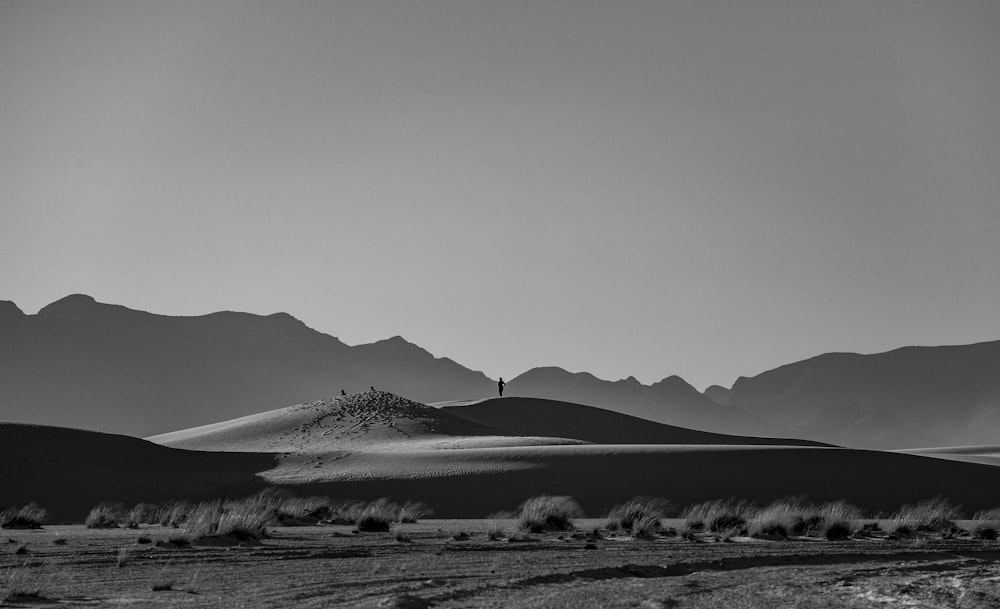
[
  {"xmin": 894, "ymin": 445, "xmax": 1000, "ymax": 467},
  {"xmin": 438, "ymin": 397, "xmax": 831, "ymax": 447},
  {"xmin": 13, "ymin": 392, "xmax": 1000, "ymax": 523},
  {"xmin": 0, "ymin": 423, "xmax": 274, "ymax": 522},
  {"xmin": 149, "ymin": 391, "xmax": 586, "ymax": 452}
]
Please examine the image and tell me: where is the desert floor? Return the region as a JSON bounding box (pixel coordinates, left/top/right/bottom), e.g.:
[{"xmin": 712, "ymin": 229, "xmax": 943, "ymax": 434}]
[{"xmin": 4, "ymin": 521, "xmax": 1000, "ymax": 608}]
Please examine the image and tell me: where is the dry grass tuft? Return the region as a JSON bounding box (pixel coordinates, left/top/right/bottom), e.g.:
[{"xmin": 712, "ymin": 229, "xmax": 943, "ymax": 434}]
[
  {"xmin": 124, "ymin": 503, "xmax": 159, "ymax": 528},
  {"xmin": 605, "ymin": 497, "xmax": 668, "ymax": 538},
  {"xmin": 0, "ymin": 503, "xmax": 47, "ymax": 529},
  {"xmin": 893, "ymin": 497, "xmax": 962, "ymax": 533},
  {"xmin": 355, "ymin": 499, "xmax": 400, "ymax": 532},
  {"xmin": 183, "ymin": 498, "xmax": 271, "ymax": 540},
  {"xmin": 85, "ymin": 503, "xmax": 126, "ymax": 529},
  {"xmin": 682, "ymin": 499, "xmax": 754, "ymax": 535},
  {"xmin": 518, "ymin": 495, "xmax": 583, "ymax": 533},
  {"xmin": 398, "ymin": 501, "xmax": 432, "ymax": 523}
]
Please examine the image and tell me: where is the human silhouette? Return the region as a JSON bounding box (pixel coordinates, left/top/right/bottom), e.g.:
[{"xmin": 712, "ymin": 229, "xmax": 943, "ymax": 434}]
[
  {"xmin": 370, "ymin": 386, "xmax": 375, "ymax": 392},
  {"xmin": 498, "ymin": 377, "xmax": 505, "ymax": 397},
  {"xmin": 340, "ymin": 389, "xmax": 347, "ymax": 396}
]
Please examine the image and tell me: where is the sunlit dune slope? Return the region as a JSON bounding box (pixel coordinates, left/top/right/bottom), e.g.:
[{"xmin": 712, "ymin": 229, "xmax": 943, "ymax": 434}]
[{"xmin": 149, "ymin": 391, "xmax": 586, "ymax": 452}]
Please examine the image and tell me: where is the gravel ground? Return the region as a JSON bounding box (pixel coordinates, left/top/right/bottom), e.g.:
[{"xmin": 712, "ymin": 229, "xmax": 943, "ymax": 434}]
[{"xmin": 3, "ymin": 521, "xmax": 1000, "ymax": 608}]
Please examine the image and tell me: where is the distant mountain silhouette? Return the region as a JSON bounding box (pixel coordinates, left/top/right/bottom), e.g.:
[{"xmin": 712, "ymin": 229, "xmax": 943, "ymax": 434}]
[
  {"xmin": 3, "ymin": 295, "xmax": 1000, "ymax": 449},
  {"xmin": 0, "ymin": 295, "xmax": 495, "ymax": 436},
  {"xmin": 718, "ymin": 342, "xmax": 1000, "ymax": 448},
  {"xmin": 505, "ymin": 367, "xmax": 778, "ymax": 438},
  {"xmin": 441, "ymin": 397, "xmax": 829, "ymax": 447}
]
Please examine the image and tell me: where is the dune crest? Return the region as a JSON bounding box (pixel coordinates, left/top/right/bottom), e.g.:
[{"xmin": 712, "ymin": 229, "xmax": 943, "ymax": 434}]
[{"xmin": 150, "ymin": 391, "xmax": 584, "ymax": 452}]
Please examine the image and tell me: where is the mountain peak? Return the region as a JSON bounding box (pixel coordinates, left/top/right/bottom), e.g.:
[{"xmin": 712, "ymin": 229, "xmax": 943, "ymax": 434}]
[
  {"xmin": 36, "ymin": 294, "xmax": 101, "ymax": 317},
  {"xmin": 0, "ymin": 300, "xmax": 25, "ymax": 320}
]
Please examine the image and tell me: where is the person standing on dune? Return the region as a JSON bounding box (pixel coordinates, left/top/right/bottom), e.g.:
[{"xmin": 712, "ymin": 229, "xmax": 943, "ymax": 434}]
[{"xmin": 498, "ymin": 377, "xmax": 505, "ymax": 397}]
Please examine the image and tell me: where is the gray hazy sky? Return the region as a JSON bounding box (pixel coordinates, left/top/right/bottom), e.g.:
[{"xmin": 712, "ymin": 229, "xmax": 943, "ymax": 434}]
[{"xmin": 2, "ymin": 1, "xmax": 999, "ymax": 390}]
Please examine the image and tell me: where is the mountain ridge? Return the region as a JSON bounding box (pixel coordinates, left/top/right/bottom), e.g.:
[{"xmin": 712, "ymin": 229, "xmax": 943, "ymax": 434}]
[{"xmin": 3, "ymin": 294, "xmax": 1000, "ymax": 448}]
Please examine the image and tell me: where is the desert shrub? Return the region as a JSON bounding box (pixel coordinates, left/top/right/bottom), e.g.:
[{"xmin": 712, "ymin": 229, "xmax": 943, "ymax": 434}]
[
  {"xmin": 972, "ymin": 522, "xmax": 998, "ymax": 540},
  {"xmin": 85, "ymin": 503, "xmax": 126, "ymax": 529},
  {"xmin": 822, "ymin": 520, "xmax": 855, "ymax": 540},
  {"xmin": 747, "ymin": 499, "xmax": 862, "ymax": 538},
  {"xmin": 321, "ymin": 500, "xmax": 368, "ymax": 525},
  {"xmin": 124, "ymin": 503, "xmax": 158, "ymax": 528},
  {"xmin": 0, "ymin": 503, "xmax": 47, "ymax": 529},
  {"xmin": 517, "ymin": 495, "xmax": 583, "ymax": 533},
  {"xmin": 970, "ymin": 509, "xmax": 1000, "ymax": 540},
  {"xmin": 486, "ymin": 520, "xmax": 507, "ymax": 541},
  {"xmin": 682, "ymin": 499, "xmax": 753, "ymax": 534},
  {"xmin": 974, "ymin": 508, "xmax": 1000, "ymax": 521},
  {"xmin": 275, "ymin": 496, "xmax": 333, "ymax": 524},
  {"xmin": 155, "ymin": 501, "xmax": 194, "ymax": 528},
  {"xmin": 747, "ymin": 498, "xmax": 807, "ymax": 538},
  {"xmin": 355, "ymin": 498, "xmax": 400, "ymax": 532},
  {"xmin": 398, "ymin": 501, "xmax": 432, "ymax": 523},
  {"xmin": 894, "ymin": 497, "xmax": 961, "ymax": 532},
  {"xmin": 183, "ymin": 498, "xmax": 270, "ymax": 540},
  {"xmin": 606, "ymin": 497, "xmax": 668, "ymax": 538}
]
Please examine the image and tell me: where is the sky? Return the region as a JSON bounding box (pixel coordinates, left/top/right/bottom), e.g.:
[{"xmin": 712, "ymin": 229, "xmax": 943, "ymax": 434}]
[{"xmin": 2, "ymin": 1, "xmax": 999, "ymax": 390}]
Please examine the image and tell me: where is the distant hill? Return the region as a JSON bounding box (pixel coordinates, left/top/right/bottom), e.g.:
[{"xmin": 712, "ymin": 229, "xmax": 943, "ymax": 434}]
[
  {"xmin": 440, "ymin": 397, "xmax": 830, "ymax": 447},
  {"xmin": 718, "ymin": 342, "xmax": 1000, "ymax": 448},
  {"xmin": 0, "ymin": 295, "xmax": 495, "ymax": 436},
  {"xmin": 4, "ymin": 294, "xmax": 1000, "ymax": 449},
  {"xmin": 504, "ymin": 367, "xmax": 779, "ymax": 438}
]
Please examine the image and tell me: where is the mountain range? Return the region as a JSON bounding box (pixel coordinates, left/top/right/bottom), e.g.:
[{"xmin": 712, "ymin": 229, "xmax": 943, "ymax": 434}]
[{"xmin": 2, "ymin": 294, "xmax": 999, "ymax": 449}]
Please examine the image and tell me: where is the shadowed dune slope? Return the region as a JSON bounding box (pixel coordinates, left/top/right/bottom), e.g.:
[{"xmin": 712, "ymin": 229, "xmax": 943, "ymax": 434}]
[
  {"xmin": 148, "ymin": 391, "xmax": 582, "ymax": 452},
  {"xmin": 439, "ymin": 397, "xmax": 831, "ymax": 447},
  {"xmin": 10, "ymin": 419, "xmax": 1000, "ymax": 521},
  {"xmin": 284, "ymin": 445, "xmax": 1000, "ymax": 518},
  {"xmin": 894, "ymin": 445, "xmax": 1000, "ymax": 467},
  {"xmin": 0, "ymin": 423, "xmax": 274, "ymax": 522}
]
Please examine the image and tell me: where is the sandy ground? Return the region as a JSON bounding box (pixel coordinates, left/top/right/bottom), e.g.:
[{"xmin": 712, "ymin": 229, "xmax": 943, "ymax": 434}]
[{"xmin": 4, "ymin": 521, "xmax": 1000, "ymax": 608}]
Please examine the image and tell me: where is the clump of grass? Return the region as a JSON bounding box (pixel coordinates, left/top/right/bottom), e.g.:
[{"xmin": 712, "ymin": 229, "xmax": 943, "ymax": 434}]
[
  {"xmin": 0, "ymin": 503, "xmax": 47, "ymax": 529},
  {"xmin": 971, "ymin": 522, "xmax": 998, "ymax": 541},
  {"xmin": 183, "ymin": 498, "xmax": 270, "ymax": 541},
  {"xmin": 894, "ymin": 497, "xmax": 962, "ymax": 533},
  {"xmin": 746, "ymin": 499, "xmax": 861, "ymax": 538},
  {"xmin": 398, "ymin": 501, "xmax": 432, "ymax": 523},
  {"xmin": 155, "ymin": 501, "xmax": 194, "ymax": 528},
  {"xmin": 486, "ymin": 521, "xmax": 507, "ymax": 541},
  {"xmin": 517, "ymin": 495, "xmax": 583, "ymax": 533},
  {"xmin": 275, "ymin": 496, "xmax": 333, "ymax": 525},
  {"xmin": 393, "ymin": 527, "xmax": 411, "ymax": 543},
  {"xmin": 116, "ymin": 546, "xmax": 134, "ymax": 568},
  {"xmin": 124, "ymin": 503, "xmax": 158, "ymax": 528},
  {"xmin": 682, "ymin": 499, "xmax": 754, "ymax": 535},
  {"xmin": 974, "ymin": 508, "xmax": 1000, "ymax": 521},
  {"xmin": 355, "ymin": 499, "xmax": 400, "ymax": 532},
  {"xmin": 85, "ymin": 503, "xmax": 126, "ymax": 529},
  {"xmin": 605, "ymin": 497, "xmax": 668, "ymax": 538},
  {"xmin": 970, "ymin": 508, "xmax": 1000, "ymax": 540},
  {"xmin": 747, "ymin": 498, "xmax": 806, "ymax": 538}
]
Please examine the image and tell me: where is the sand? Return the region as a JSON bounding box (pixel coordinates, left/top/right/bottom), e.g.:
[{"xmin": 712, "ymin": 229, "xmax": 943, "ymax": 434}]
[
  {"xmin": 3, "ymin": 523, "xmax": 1000, "ymax": 608},
  {"xmin": 9, "ymin": 391, "xmax": 1000, "ymax": 523}
]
